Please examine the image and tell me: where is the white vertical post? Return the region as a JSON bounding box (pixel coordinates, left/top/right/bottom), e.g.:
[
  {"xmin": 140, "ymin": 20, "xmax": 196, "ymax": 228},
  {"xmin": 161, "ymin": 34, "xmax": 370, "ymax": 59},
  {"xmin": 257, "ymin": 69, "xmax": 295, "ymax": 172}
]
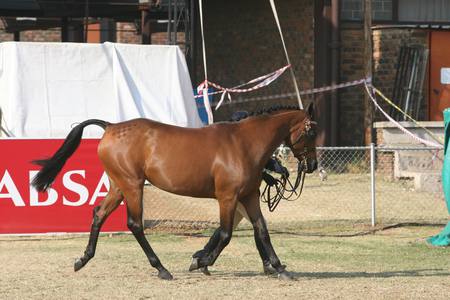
[{"xmin": 370, "ymin": 143, "xmax": 376, "ymax": 226}]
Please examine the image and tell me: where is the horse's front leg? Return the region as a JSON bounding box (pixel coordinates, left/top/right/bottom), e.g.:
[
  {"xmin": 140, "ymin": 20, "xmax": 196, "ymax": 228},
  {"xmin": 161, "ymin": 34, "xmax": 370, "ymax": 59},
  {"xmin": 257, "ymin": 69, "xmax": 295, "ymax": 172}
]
[
  {"xmin": 242, "ymin": 191, "xmax": 293, "ymax": 280},
  {"xmin": 191, "ymin": 203, "xmax": 278, "ymax": 275},
  {"xmin": 189, "ymin": 196, "xmax": 237, "ymax": 271}
]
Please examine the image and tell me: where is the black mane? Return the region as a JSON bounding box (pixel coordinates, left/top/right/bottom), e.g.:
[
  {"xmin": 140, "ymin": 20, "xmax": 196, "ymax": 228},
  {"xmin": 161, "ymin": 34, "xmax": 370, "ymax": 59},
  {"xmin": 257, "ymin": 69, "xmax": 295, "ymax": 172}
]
[
  {"xmin": 229, "ymin": 105, "xmax": 299, "ymax": 122},
  {"xmin": 251, "ymin": 104, "xmax": 299, "ymax": 116}
]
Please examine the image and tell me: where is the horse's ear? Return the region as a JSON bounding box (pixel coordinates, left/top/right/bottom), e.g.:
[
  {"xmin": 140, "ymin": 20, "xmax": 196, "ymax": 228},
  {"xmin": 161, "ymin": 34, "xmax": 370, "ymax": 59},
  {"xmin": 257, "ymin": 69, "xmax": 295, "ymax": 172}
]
[{"xmin": 306, "ymin": 102, "xmax": 315, "ymax": 120}]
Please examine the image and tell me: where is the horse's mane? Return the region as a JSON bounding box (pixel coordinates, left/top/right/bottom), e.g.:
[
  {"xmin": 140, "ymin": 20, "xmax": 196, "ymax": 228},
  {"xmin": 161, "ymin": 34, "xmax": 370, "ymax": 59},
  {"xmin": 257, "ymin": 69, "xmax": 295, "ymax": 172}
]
[
  {"xmin": 229, "ymin": 105, "xmax": 299, "ymax": 122},
  {"xmin": 251, "ymin": 105, "xmax": 299, "ymax": 116}
]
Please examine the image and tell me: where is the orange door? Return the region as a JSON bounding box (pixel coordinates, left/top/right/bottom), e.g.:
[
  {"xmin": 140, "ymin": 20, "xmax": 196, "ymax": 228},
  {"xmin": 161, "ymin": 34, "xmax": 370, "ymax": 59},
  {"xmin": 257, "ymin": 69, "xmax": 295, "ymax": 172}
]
[
  {"xmin": 429, "ymin": 31, "xmax": 450, "ymax": 121},
  {"xmin": 87, "ymin": 23, "xmax": 101, "ymax": 43}
]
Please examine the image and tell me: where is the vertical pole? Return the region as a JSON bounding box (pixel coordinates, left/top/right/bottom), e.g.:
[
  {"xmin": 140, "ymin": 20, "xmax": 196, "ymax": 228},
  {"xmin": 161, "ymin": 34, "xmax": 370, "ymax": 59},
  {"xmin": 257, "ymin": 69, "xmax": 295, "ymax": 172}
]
[
  {"xmin": 61, "ymin": 17, "xmax": 68, "ymax": 42},
  {"xmin": 84, "ymin": 0, "xmax": 90, "ymax": 43},
  {"xmin": 174, "ymin": 0, "xmax": 178, "ymax": 44},
  {"xmin": 364, "ymin": 0, "xmax": 374, "ymax": 145},
  {"xmin": 314, "ymin": 0, "xmax": 331, "ymax": 146},
  {"xmin": 167, "ymin": 0, "xmax": 173, "ymax": 44},
  {"xmin": 330, "ymin": 0, "xmax": 340, "ymax": 146},
  {"xmin": 141, "ymin": 9, "xmax": 151, "ymax": 44},
  {"xmin": 370, "ymin": 143, "xmax": 376, "ymax": 227},
  {"xmin": 190, "ymin": 0, "xmax": 197, "ymax": 83},
  {"xmin": 13, "ymin": 31, "xmax": 20, "ymax": 41}
]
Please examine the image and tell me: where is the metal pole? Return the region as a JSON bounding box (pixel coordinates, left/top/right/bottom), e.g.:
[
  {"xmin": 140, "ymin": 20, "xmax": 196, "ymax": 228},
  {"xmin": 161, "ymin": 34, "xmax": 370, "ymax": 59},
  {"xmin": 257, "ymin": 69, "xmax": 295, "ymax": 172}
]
[
  {"xmin": 174, "ymin": 0, "xmax": 178, "ymax": 44},
  {"xmin": 84, "ymin": 0, "xmax": 89, "ymax": 43},
  {"xmin": 167, "ymin": 0, "xmax": 173, "ymax": 44},
  {"xmin": 363, "ymin": 0, "xmax": 373, "ymax": 145},
  {"xmin": 330, "ymin": 0, "xmax": 340, "ymax": 146},
  {"xmin": 370, "ymin": 142, "xmax": 376, "ymax": 226}
]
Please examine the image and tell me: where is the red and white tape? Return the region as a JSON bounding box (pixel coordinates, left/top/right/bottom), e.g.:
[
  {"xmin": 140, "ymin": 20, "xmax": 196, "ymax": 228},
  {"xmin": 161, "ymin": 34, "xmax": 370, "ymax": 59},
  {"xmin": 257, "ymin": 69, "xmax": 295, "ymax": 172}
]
[
  {"xmin": 196, "ymin": 65, "xmax": 291, "ymax": 111},
  {"xmin": 364, "ymin": 82, "xmax": 442, "ymax": 148}
]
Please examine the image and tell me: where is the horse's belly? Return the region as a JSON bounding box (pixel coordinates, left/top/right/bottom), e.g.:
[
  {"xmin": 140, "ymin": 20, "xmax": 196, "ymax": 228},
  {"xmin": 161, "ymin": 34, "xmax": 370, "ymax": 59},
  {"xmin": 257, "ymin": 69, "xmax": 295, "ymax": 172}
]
[{"xmin": 146, "ymin": 172, "xmax": 215, "ymax": 198}]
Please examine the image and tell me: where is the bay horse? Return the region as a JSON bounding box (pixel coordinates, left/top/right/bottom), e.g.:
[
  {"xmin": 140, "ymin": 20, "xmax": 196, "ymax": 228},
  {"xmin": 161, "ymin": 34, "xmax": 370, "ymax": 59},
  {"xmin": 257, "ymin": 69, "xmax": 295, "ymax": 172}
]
[{"xmin": 31, "ymin": 103, "xmax": 318, "ymax": 280}]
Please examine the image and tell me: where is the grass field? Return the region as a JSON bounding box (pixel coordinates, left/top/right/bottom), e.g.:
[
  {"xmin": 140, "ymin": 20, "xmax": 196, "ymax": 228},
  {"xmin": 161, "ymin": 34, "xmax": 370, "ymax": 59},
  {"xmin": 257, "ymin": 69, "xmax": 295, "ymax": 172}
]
[{"xmin": 1, "ymin": 226, "xmax": 450, "ymax": 299}]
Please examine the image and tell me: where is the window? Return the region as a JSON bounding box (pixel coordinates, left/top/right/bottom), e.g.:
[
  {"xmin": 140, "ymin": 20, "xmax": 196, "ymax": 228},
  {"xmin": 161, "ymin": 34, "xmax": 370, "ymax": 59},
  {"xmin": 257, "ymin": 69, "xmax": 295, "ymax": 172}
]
[
  {"xmin": 399, "ymin": 0, "xmax": 450, "ymax": 22},
  {"xmin": 341, "ymin": 0, "xmax": 393, "ymax": 21},
  {"xmin": 341, "ymin": 0, "xmax": 450, "ymax": 23}
]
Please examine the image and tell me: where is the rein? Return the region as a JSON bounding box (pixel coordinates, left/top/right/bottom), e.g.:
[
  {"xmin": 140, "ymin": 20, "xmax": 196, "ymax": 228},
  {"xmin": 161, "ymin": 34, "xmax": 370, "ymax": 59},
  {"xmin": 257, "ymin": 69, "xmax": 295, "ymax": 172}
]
[{"xmin": 261, "ymin": 158, "xmax": 307, "ymax": 212}]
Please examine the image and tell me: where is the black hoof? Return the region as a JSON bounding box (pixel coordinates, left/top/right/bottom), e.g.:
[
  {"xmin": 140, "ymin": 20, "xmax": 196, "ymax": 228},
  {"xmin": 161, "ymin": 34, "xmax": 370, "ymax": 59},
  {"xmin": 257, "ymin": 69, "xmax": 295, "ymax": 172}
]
[
  {"xmin": 158, "ymin": 269, "xmax": 173, "ymax": 280},
  {"xmin": 278, "ymin": 270, "xmax": 294, "ymax": 280},
  {"xmin": 189, "ymin": 257, "xmax": 200, "ymax": 272},
  {"xmin": 263, "ymin": 264, "xmax": 277, "ymax": 275},
  {"xmin": 74, "ymin": 258, "xmax": 86, "ymax": 272},
  {"xmin": 264, "ymin": 263, "xmax": 286, "ymax": 275},
  {"xmin": 201, "ymin": 266, "xmax": 211, "ymax": 276}
]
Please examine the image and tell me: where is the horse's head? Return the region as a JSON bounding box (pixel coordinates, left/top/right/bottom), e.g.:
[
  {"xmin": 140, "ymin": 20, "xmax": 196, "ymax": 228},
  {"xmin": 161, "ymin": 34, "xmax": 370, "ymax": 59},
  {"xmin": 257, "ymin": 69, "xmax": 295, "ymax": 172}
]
[{"xmin": 285, "ymin": 102, "xmax": 318, "ymax": 173}]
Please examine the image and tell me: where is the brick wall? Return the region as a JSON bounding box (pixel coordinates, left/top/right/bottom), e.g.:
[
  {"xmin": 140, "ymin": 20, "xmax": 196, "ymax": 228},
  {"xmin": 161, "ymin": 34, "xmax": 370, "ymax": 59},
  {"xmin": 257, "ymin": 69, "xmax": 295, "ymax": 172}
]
[
  {"xmin": 339, "ymin": 25, "xmax": 366, "ymax": 145},
  {"xmin": 0, "ymin": 21, "xmax": 14, "ymax": 41},
  {"xmin": 116, "ymin": 22, "xmax": 140, "ymax": 44},
  {"xmin": 202, "ymin": 0, "xmax": 315, "ymax": 121},
  {"xmin": 339, "ymin": 26, "xmax": 429, "ymax": 145},
  {"xmin": 372, "ymin": 28, "xmax": 429, "ymax": 120},
  {"xmin": 20, "ymin": 29, "xmax": 61, "ymax": 42},
  {"xmin": 0, "ymin": 21, "xmax": 61, "ymax": 42}
]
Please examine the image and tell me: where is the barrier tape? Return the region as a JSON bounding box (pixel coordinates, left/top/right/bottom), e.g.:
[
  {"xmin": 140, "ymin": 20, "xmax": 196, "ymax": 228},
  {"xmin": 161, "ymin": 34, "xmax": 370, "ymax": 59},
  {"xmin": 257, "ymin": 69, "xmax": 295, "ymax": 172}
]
[
  {"xmin": 200, "ymin": 77, "xmax": 368, "ymax": 108},
  {"xmin": 364, "ymin": 82, "xmax": 443, "ymax": 148},
  {"xmin": 269, "ymin": 0, "xmax": 303, "ymax": 109},
  {"xmin": 196, "ymin": 0, "xmax": 304, "ymax": 119},
  {"xmin": 372, "ymin": 87, "xmax": 444, "ymax": 145},
  {"xmin": 197, "ymin": 0, "xmax": 213, "ymax": 124},
  {"xmin": 196, "ymin": 65, "xmax": 290, "ymax": 110}
]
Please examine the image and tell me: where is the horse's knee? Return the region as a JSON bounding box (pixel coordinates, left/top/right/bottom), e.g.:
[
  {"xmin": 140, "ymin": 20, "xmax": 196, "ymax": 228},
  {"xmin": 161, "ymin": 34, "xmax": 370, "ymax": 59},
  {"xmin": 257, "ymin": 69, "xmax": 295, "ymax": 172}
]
[
  {"xmin": 127, "ymin": 218, "xmax": 143, "ymax": 233},
  {"xmin": 219, "ymin": 229, "xmax": 232, "ymax": 246}
]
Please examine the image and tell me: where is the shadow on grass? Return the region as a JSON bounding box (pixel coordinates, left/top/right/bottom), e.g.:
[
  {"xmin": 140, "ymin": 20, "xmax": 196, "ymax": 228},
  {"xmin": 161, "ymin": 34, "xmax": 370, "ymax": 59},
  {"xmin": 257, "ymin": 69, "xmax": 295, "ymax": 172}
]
[{"xmin": 215, "ymin": 269, "xmax": 450, "ymax": 280}]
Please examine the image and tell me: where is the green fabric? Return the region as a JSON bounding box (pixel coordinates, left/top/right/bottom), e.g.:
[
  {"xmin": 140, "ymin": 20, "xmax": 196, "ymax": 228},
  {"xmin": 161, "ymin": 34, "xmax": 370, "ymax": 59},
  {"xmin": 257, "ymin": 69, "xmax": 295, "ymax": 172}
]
[
  {"xmin": 427, "ymin": 222, "xmax": 450, "ymax": 246},
  {"xmin": 427, "ymin": 108, "xmax": 450, "ymax": 246}
]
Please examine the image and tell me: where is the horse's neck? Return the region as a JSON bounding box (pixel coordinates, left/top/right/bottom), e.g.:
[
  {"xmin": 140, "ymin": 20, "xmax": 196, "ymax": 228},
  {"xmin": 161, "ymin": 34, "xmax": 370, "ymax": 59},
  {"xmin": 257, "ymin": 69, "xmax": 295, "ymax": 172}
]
[{"xmin": 242, "ymin": 111, "xmax": 301, "ymax": 167}]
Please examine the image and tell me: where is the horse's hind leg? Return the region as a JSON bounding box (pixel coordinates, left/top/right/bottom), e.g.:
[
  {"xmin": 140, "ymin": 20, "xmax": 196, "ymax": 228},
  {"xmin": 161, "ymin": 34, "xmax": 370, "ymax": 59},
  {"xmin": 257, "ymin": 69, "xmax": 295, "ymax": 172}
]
[
  {"xmin": 189, "ymin": 196, "xmax": 237, "ymax": 270},
  {"xmin": 121, "ymin": 183, "xmax": 173, "ymax": 280},
  {"xmin": 74, "ymin": 180, "xmax": 123, "ymax": 272},
  {"xmin": 191, "ymin": 205, "xmax": 245, "ymax": 275}
]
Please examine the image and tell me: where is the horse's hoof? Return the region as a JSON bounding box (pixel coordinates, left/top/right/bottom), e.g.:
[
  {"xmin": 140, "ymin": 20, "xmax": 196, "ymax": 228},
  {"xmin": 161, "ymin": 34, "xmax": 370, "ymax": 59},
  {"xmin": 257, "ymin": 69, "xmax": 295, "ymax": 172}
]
[
  {"xmin": 263, "ymin": 264, "xmax": 277, "ymax": 275},
  {"xmin": 201, "ymin": 266, "xmax": 211, "ymax": 276},
  {"xmin": 278, "ymin": 270, "xmax": 294, "ymax": 280},
  {"xmin": 189, "ymin": 257, "xmax": 200, "ymax": 272},
  {"xmin": 158, "ymin": 269, "xmax": 173, "ymax": 280},
  {"xmin": 74, "ymin": 258, "xmax": 85, "ymax": 272}
]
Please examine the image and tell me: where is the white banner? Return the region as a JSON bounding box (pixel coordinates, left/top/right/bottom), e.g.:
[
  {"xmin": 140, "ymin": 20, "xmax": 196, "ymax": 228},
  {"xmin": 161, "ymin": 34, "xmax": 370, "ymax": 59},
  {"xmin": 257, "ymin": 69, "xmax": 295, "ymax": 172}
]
[{"xmin": 0, "ymin": 42, "xmax": 203, "ymax": 138}]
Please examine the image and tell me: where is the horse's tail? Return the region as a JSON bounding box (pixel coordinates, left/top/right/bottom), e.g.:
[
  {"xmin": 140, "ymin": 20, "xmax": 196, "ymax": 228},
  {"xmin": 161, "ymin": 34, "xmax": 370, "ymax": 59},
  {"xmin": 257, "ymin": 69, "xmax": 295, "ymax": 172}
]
[{"xmin": 31, "ymin": 119, "xmax": 110, "ymax": 192}]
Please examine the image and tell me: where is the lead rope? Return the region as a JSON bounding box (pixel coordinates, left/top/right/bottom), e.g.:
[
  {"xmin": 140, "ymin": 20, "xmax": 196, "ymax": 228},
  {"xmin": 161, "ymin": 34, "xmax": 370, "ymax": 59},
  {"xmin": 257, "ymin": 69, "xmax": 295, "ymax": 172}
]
[{"xmin": 261, "ymin": 162, "xmax": 307, "ymax": 212}]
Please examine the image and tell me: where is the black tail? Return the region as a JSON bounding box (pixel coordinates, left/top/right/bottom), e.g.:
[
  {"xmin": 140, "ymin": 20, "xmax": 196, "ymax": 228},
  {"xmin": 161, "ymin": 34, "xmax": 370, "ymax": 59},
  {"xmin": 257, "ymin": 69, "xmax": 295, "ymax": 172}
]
[{"xmin": 31, "ymin": 119, "xmax": 110, "ymax": 192}]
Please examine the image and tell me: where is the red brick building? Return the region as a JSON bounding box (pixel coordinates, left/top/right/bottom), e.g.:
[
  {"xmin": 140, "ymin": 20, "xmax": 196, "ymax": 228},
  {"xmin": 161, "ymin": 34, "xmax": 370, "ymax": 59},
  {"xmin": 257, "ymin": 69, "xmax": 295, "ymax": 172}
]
[{"xmin": 1, "ymin": 0, "xmax": 449, "ymax": 146}]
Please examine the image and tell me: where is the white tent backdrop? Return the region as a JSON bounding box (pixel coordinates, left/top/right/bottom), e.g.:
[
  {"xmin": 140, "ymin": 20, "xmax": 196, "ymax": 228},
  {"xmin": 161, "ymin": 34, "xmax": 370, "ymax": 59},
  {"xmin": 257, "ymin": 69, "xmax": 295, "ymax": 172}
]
[{"xmin": 0, "ymin": 42, "xmax": 203, "ymax": 138}]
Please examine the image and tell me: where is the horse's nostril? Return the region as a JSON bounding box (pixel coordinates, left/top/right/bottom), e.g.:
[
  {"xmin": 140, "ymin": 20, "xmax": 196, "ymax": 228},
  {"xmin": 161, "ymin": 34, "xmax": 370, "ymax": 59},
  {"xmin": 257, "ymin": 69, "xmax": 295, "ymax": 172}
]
[{"xmin": 311, "ymin": 160, "xmax": 318, "ymax": 171}]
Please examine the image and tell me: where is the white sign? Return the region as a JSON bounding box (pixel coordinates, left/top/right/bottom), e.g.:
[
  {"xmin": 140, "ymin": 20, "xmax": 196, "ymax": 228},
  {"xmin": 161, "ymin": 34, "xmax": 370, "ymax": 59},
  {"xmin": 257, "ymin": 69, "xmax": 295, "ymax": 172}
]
[{"xmin": 441, "ymin": 68, "xmax": 450, "ymax": 84}]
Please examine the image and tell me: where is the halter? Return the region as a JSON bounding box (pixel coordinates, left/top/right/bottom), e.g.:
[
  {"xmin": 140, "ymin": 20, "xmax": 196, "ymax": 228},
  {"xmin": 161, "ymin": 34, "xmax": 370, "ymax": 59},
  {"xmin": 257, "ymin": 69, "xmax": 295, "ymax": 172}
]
[
  {"xmin": 292, "ymin": 119, "xmax": 317, "ymax": 146},
  {"xmin": 261, "ymin": 119, "xmax": 316, "ymax": 211}
]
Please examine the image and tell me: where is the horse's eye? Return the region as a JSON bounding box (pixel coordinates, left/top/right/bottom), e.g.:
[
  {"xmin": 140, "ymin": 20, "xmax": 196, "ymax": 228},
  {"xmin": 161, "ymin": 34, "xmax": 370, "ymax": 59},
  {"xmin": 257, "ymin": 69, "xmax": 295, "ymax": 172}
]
[{"xmin": 307, "ymin": 129, "xmax": 316, "ymax": 139}]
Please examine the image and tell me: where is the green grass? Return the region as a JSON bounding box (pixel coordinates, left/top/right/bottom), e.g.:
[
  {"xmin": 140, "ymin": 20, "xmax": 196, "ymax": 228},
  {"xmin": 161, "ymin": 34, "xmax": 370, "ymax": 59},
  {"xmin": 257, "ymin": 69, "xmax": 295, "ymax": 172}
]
[{"xmin": 1, "ymin": 226, "xmax": 450, "ymax": 299}]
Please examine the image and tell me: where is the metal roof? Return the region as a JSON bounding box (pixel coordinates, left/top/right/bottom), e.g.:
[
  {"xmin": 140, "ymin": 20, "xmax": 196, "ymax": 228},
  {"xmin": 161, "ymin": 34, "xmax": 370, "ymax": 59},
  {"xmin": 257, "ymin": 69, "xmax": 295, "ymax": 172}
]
[
  {"xmin": 0, "ymin": 0, "xmax": 40, "ymax": 11},
  {"xmin": 0, "ymin": 0, "xmax": 175, "ymax": 32},
  {"xmin": 0, "ymin": 0, "xmax": 141, "ymax": 19}
]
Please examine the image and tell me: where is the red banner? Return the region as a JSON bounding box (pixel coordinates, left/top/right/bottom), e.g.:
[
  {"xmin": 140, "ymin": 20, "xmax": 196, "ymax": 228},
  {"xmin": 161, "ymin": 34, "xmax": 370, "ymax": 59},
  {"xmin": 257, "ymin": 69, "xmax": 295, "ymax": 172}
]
[{"xmin": 0, "ymin": 139, "xmax": 127, "ymax": 234}]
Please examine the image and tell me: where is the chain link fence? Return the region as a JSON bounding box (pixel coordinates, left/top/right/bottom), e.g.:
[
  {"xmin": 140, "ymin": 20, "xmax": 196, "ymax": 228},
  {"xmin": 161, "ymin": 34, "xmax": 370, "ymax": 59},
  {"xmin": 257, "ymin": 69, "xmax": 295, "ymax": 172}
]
[{"xmin": 143, "ymin": 146, "xmax": 449, "ymax": 234}]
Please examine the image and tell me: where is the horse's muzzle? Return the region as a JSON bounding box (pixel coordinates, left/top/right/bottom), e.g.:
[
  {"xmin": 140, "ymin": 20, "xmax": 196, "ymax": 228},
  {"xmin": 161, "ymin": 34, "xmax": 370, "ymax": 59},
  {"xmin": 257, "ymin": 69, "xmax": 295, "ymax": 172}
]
[
  {"xmin": 305, "ymin": 159, "xmax": 318, "ymax": 173},
  {"xmin": 298, "ymin": 158, "xmax": 318, "ymax": 174}
]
